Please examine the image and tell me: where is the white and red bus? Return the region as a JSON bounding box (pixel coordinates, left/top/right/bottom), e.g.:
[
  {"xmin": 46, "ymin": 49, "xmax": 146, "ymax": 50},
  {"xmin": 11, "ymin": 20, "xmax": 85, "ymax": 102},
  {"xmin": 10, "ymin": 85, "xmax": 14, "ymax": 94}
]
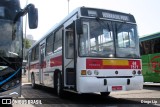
[{"xmin": 27, "ymin": 7, "xmax": 143, "ymax": 97}]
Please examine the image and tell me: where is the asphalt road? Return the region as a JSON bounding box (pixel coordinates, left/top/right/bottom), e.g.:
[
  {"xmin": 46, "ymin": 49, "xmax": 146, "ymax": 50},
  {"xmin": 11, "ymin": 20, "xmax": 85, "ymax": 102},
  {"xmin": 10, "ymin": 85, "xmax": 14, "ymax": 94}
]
[{"xmin": 9, "ymin": 83, "xmax": 160, "ymax": 107}]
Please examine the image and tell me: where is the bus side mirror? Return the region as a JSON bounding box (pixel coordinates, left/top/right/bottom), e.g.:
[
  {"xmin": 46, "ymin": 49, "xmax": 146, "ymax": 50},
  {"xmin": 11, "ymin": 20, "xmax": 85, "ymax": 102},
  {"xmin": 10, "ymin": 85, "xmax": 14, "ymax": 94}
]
[
  {"xmin": 76, "ymin": 19, "xmax": 83, "ymax": 34},
  {"xmin": 28, "ymin": 6, "xmax": 38, "ymax": 29}
]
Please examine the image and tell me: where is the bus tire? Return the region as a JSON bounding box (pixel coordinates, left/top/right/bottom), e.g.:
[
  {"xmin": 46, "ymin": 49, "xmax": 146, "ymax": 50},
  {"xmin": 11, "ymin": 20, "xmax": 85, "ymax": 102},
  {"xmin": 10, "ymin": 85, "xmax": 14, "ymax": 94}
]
[
  {"xmin": 54, "ymin": 72, "xmax": 63, "ymax": 97},
  {"xmin": 100, "ymin": 92, "xmax": 110, "ymax": 97},
  {"xmin": 31, "ymin": 73, "xmax": 36, "ymax": 88}
]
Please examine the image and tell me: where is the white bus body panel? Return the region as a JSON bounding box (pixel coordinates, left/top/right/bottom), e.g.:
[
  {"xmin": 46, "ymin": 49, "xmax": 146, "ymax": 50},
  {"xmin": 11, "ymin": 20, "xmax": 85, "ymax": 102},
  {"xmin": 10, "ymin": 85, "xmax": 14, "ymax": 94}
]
[
  {"xmin": 45, "ymin": 50, "xmax": 62, "ymax": 87},
  {"xmin": 78, "ymin": 76, "xmax": 143, "ymax": 93},
  {"xmin": 76, "ymin": 58, "xmax": 143, "ymax": 93}
]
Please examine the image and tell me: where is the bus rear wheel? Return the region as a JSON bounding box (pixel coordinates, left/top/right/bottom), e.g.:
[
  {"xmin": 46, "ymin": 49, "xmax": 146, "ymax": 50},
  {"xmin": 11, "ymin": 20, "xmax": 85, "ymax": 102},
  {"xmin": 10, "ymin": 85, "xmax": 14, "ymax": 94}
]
[
  {"xmin": 100, "ymin": 92, "xmax": 110, "ymax": 96},
  {"xmin": 31, "ymin": 73, "xmax": 36, "ymax": 88},
  {"xmin": 55, "ymin": 72, "xmax": 63, "ymax": 97}
]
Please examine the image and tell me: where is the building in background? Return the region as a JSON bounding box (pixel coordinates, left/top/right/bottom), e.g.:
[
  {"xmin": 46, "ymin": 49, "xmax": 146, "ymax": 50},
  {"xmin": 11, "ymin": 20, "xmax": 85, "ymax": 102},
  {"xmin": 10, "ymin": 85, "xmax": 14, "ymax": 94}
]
[{"xmin": 23, "ymin": 34, "xmax": 36, "ymax": 59}]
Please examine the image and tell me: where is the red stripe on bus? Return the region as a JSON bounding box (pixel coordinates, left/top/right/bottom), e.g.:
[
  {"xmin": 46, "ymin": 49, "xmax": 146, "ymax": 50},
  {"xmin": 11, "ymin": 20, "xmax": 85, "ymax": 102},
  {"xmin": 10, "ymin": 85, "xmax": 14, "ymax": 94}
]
[
  {"xmin": 41, "ymin": 61, "xmax": 46, "ymax": 68},
  {"xmin": 30, "ymin": 61, "xmax": 46, "ymax": 69},
  {"xmin": 86, "ymin": 59, "xmax": 103, "ymax": 69},
  {"xmin": 50, "ymin": 55, "xmax": 62, "ymax": 67},
  {"xmin": 29, "ymin": 56, "xmax": 62, "ymax": 70},
  {"xmin": 30, "ymin": 63, "xmax": 40, "ymax": 69},
  {"xmin": 101, "ymin": 65, "xmax": 131, "ymax": 69},
  {"xmin": 86, "ymin": 59, "xmax": 141, "ymax": 69}
]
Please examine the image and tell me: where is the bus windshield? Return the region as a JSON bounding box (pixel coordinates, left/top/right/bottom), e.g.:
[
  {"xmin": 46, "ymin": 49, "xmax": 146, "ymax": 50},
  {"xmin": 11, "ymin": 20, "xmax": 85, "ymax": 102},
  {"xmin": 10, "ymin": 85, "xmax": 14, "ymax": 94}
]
[
  {"xmin": 0, "ymin": 0, "xmax": 22, "ymax": 58},
  {"xmin": 79, "ymin": 18, "xmax": 140, "ymax": 58}
]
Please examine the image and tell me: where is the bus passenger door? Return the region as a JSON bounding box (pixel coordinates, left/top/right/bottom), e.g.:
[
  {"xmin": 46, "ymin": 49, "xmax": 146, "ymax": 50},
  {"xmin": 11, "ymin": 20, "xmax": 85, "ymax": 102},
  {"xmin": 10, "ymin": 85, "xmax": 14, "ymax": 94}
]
[
  {"xmin": 39, "ymin": 44, "xmax": 45, "ymax": 84},
  {"xmin": 63, "ymin": 26, "xmax": 76, "ymax": 88}
]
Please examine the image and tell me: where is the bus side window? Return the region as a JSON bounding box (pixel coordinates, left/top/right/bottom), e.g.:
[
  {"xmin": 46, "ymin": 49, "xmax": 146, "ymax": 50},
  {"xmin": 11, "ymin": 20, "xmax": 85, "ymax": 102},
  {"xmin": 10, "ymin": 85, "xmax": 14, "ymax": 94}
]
[
  {"xmin": 35, "ymin": 44, "xmax": 39, "ymax": 60},
  {"xmin": 31, "ymin": 48, "xmax": 35, "ymax": 61},
  {"xmin": 66, "ymin": 31, "xmax": 74, "ymax": 58},
  {"xmin": 46, "ymin": 33, "xmax": 54, "ymax": 56},
  {"xmin": 140, "ymin": 43, "xmax": 145, "ymax": 55},
  {"xmin": 54, "ymin": 27, "xmax": 63, "ymax": 53},
  {"xmin": 154, "ymin": 39, "xmax": 160, "ymax": 53}
]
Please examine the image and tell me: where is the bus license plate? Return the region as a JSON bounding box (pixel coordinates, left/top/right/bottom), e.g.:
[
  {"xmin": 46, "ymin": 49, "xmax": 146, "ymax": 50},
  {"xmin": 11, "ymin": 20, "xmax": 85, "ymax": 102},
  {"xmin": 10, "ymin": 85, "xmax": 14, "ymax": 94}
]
[{"xmin": 112, "ymin": 86, "xmax": 122, "ymax": 91}]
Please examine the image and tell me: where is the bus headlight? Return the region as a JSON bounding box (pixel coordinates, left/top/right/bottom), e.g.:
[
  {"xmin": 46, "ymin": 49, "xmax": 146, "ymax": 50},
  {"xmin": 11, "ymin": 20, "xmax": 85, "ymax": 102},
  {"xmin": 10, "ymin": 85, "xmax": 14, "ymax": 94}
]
[
  {"xmin": 87, "ymin": 70, "xmax": 92, "ymax": 75},
  {"xmin": 137, "ymin": 70, "xmax": 142, "ymax": 75},
  {"xmin": 94, "ymin": 70, "xmax": 99, "ymax": 75},
  {"xmin": 1, "ymin": 79, "xmax": 20, "ymax": 91},
  {"xmin": 132, "ymin": 70, "xmax": 136, "ymax": 75}
]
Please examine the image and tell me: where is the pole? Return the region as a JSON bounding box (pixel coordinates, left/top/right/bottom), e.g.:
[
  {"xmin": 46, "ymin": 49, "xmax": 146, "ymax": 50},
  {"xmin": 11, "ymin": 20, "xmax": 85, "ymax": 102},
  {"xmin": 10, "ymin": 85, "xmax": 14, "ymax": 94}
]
[
  {"xmin": 24, "ymin": 0, "xmax": 28, "ymax": 60},
  {"xmin": 68, "ymin": 0, "xmax": 70, "ymax": 14},
  {"xmin": 24, "ymin": 0, "xmax": 31, "ymax": 82}
]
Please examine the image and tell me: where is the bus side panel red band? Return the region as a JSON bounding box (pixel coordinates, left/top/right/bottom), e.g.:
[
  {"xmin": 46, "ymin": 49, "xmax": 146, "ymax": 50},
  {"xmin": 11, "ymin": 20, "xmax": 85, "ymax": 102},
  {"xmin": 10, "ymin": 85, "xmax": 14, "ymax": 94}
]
[
  {"xmin": 50, "ymin": 55, "xmax": 62, "ymax": 67},
  {"xmin": 30, "ymin": 63, "xmax": 40, "ymax": 69},
  {"xmin": 30, "ymin": 55, "xmax": 62, "ymax": 70},
  {"xmin": 30, "ymin": 61, "xmax": 46, "ymax": 69},
  {"xmin": 41, "ymin": 61, "xmax": 46, "ymax": 68}
]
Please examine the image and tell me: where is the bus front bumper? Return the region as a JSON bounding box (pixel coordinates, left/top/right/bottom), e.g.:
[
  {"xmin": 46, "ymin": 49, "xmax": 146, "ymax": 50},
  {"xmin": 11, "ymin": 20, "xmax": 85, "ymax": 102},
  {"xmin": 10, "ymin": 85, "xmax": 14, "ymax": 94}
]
[{"xmin": 77, "ymin": 76, "xmax": 143, "ymax": 93}]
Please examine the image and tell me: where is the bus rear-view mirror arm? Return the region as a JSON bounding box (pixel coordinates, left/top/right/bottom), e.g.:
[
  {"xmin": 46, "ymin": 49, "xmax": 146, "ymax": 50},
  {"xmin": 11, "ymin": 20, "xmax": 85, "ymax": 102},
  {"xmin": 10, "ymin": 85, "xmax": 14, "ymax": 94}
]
[{"xmin": 14, "ymin": 3, "xmax": 38, "ymax": 29}]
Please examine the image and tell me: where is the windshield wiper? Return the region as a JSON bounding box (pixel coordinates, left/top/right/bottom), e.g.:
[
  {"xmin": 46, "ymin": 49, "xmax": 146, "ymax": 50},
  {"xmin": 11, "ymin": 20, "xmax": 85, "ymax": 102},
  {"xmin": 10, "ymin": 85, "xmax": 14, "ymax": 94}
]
[
  {"xmin": 115, "ymin": 21, "xmax": 127, "ymax": 32},
  {"xmin": 95, "ymin": 17, "xmax": 111, "ymax": 31}
]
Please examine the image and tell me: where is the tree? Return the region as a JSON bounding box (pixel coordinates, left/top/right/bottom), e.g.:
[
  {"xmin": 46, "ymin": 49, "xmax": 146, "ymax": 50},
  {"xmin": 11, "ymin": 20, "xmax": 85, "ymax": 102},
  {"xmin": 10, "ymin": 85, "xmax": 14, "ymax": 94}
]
[{"xmin": 23, "ymin": 38, "xmax": 31, "ymax": 49}]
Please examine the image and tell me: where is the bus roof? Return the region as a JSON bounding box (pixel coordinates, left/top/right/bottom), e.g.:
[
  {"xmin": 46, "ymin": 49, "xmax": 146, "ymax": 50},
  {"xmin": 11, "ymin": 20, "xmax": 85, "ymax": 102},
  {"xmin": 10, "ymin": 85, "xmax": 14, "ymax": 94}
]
[
  {"xmin": 139, "ymin": 32, "xmax": 160, "ymax": 42},
  {"xmin": 28, "ymin": 7, "xmax": 81, "ymax": 51},
  {"xmin": 29, "ymin": 6, "xmax": 136, "ymax": 51}
]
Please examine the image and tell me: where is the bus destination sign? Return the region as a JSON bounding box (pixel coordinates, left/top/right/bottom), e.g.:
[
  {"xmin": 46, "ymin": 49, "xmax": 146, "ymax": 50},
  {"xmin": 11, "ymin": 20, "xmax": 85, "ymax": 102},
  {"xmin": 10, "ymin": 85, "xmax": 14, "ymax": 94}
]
[{"xmin": 102, "ymin": 12, "xmax": 129, "ymax": 21}]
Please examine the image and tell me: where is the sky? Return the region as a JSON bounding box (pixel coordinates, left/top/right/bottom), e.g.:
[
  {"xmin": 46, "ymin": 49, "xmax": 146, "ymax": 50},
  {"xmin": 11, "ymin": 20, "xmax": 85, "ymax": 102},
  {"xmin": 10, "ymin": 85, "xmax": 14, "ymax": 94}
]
[{"xmin": 20, "ymin": 0, "xmax": 160, "ymax": 40}]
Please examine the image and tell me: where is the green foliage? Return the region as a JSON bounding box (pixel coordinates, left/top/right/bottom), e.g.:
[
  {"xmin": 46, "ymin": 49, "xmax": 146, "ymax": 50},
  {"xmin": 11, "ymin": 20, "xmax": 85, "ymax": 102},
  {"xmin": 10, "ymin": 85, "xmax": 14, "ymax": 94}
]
[{"xmin": 23, "ymin": 38, "xmax": 31, "ymax": 49}]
